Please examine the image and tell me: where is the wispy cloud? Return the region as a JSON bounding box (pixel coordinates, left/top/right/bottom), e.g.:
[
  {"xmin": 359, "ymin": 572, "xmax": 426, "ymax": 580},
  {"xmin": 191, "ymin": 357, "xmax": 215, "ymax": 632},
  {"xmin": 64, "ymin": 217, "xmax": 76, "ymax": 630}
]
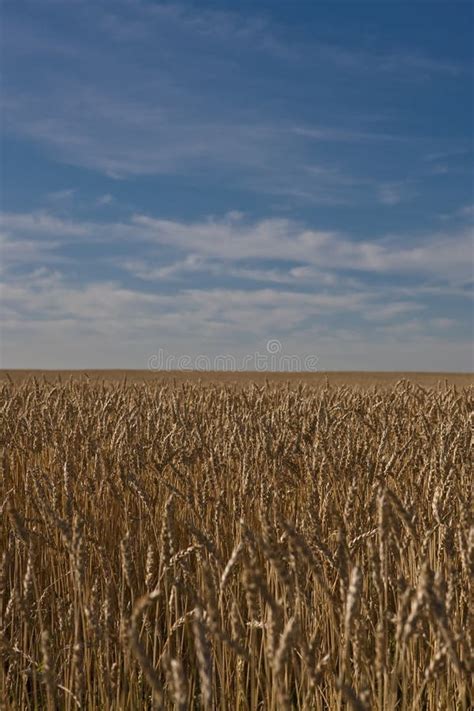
[
  {"xmin": 0, "ymin": 211, "xmax": 89, "ymax": 238},
  {"xmin": 120, "ymin": 254, "xmax": 344, "ymax": 287},
  {"xmin": 130, "ymin": 213, "xmax": 473, "ymax": 280},
  {"xmin": 100, "ymin": 1, "xmax": 298, "ymax": 60},
  {"xmin": 46, "ymin": 188, "xmax": 77, "ymax": 202},
  {"xmin": 0, "ymin": 266, "xmax": 418, "ymax": 342},
  {"xmin": 3, "ymin": 209, "xmax": 472, "ymax": 281},
  {"xmin": 2, "ymin": 265, "xmax": 470, "ymax": 371},
  {"xmin": 0, "ymin": 233, "xmax": 63, "ymax": 272},
  {"xmin": 292, "ymin": 126, "xmax": 406, "ymax": 143},
  {"xmin": 438, "ymin": 202, "xmax": 474, "ymax": 222},
  {"xmin": 3, "ymin": 0, "xmax": 466, "ymax": 194},
  {"xmin": 2, "ymin": 207, "xmax": 471, "ymax": 371},
  {"xmin": 96, "ymin": 193, "xmax": 115, "ymax": 206},
  {"xmin": 458, "ymin": 204, "xmax": 474, "ymax": 218},
  {"xmin": 376, "ymin": 182, "xmax": 416, "ymax": 206},
  {"xmin": 315, "ymin": 43, "xmax": 463, "ymax": 77}
]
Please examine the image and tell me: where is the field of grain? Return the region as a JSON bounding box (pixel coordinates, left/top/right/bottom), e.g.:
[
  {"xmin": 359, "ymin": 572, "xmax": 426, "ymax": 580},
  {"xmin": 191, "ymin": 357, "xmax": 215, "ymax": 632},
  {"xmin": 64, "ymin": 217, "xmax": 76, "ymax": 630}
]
[
  {"xmin": 1, "ymin": 369, "xmax": 473, "ymax": 389},
  {"xmin": 0, "ymin": 377, "xmax": 472, "ymax": 710}
]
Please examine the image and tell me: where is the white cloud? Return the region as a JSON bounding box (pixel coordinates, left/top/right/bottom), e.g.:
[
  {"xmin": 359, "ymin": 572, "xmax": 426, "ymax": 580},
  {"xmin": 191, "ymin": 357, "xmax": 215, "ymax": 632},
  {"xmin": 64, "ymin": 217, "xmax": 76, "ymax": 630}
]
[
  {"xmin": 121, "ymin": 254, "xmax": 354, "ymax": 288},
  {"xmin": 0, "ymin": 211, "xmax": 89, "ymax": 238},
  {"xmin": 377, "ymin": 184, "xmax": 403, "ymax": 206},
  {"xmin": 2, "ymin": 209, "xmax": 473, "ymax": 282},
  {"xmin": 1, "ymin": 208, "xmax": 471, "ymax": 370},
  {"xmin": 430, "ymin": 317, "xmax": 457, "ymax": 329},
  {"xmin": 459, "ymin": 204, "xmax": 474, "ymax": 218},
  {"xmin": 46, "ymin": 188, "xmax": 77, "ymax": 202},
  {"xmin": 362, "ymin": 301, "xmax": 425, "ymax": 321},
  {"xmin": 315, "ymin": 43, "xmax": 462, "ymax": 77},
  {"xmin": 0, "ymin": 233, "xmax": 63, "ymax": 271},
  {"xmin": 1, "ymin": 267, "xmax": 429, "ymax": 360},
  {"xmin": 293, "ymin": 126, "xmax": 404, "ymax": 143},
  {"xmin": 129, "ymin": 213, "xmax": 473, "ymax": 280},
  {"xmin": 2, "ymin": 276, "xmax": 470, "ymax": 371},
  {"xmin": 97, "ymin": 193, "xmax": 115, "ymax": 206}
]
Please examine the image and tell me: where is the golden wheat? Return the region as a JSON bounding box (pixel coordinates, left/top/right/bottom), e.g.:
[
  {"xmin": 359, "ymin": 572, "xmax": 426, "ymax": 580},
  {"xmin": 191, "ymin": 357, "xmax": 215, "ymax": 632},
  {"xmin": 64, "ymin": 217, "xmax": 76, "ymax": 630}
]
[{"xmin": 0, "ymin": 377, "xmax": 472, "ymax": 709}]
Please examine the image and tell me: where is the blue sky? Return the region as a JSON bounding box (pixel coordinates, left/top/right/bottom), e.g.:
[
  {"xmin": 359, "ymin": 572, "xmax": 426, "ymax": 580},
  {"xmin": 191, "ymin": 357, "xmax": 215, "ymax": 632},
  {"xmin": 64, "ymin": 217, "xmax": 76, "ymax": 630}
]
[{"xmin": 1, "ymin": 0, "xmax": 473, "ymax": 371}]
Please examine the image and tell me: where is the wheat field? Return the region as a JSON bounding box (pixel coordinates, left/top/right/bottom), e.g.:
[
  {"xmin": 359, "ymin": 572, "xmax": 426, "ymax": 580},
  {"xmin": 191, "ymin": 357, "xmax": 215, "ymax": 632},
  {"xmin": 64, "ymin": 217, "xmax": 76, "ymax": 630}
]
[{"xmin": 0, "ymin": 376, "xmax": 472, "ymax": 710}]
